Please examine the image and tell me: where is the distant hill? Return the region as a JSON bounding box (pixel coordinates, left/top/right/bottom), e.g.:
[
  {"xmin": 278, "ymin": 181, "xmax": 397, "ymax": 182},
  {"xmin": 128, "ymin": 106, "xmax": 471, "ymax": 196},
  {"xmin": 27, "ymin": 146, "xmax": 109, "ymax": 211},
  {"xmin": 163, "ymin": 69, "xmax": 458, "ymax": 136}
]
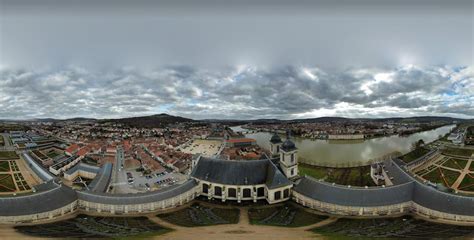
[{"xmin": 100, "ymin": 113, "xmax": 195, "ymax": 128}]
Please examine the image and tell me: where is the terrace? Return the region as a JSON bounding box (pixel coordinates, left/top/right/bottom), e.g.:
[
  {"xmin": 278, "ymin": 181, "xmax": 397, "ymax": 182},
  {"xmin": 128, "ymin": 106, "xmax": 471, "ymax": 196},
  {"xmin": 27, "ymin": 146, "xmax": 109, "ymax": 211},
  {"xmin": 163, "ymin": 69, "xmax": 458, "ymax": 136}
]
[
  {"xmin": 312, "ymin": 216, "xmax": 474, "ymax": 239},
  {"xmin": 158, "ymin": 203, "xmax": 240, "ymax": 227},
  {"xmin": 16, "ymin": 215, "xmax": 171, "ymax": 238},
  {"xmin": 248, "ymin": 203, "xmax": 328, "ymax": 227}
]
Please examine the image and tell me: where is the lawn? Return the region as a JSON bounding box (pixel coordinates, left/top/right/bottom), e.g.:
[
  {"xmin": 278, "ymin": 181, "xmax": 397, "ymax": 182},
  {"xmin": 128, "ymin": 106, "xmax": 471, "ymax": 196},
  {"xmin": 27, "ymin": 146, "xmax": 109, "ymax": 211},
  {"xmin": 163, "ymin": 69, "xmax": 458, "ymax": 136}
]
[
  {"xmin": 299, "ymin": 164, "xmax": 376, "ymax": 187},
  {"xmin": 158, "ymin": 203, "xmax": 240, "ymax": 227},
  {"xmin": 0, "ymin": 151, "xmax": 18, "ymax": 160},
  {"xmin": 400, "ymin": 147, "xmax": 430, "ymax": 163},
  {"xmin": 16, "ymin": 215, "xmax": 171, "ymax": 238},
  {"xmin": 0, "ymin": 135, "xmax": 4, "ymax": 146},
  {"xmin": 248, "ymin": 203, "xmax": 328, "ymax": 227},
  {"xmin": 0, "ymin": 174, "xmax": 16, "ymax": 192},
  {"xmin": 311, "ymin": 216, "xmax": 474, "ymax": 239},
  {"xmin": 442, "ymin": 158, "xmax": 467, "ymax": 170},
  {"xmin": 422, "ymin": 167, "xmax": 460, "ymax": 188},
  {"xmin": 299, "ymin": 164, "xmax": 328, "ymax": 179},
  {"xmin": 0, "ymin": 161, "xmax": 10, "ymax": 172},
  {"xmin": 442, "ymin": 147, "xmax": 474, "ymax": 157},
  {"xmin": 458, "ymin": 174, "xmax": 474, "ymax": 192},
  {"xmin": 46, "ymin": 151, "xmax": 60, "ymax": 159}
]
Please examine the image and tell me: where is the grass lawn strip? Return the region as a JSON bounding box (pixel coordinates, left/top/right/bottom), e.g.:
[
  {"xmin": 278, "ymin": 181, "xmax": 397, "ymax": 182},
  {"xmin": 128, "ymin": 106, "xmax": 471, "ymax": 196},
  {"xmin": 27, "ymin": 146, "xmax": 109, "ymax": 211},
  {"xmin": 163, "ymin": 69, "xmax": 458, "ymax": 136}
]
[
  {"xmin": 0, "ymin": 151, "xmax": 18, "ymax": 160},
  {"xmin": 0, "ymin": 174, "xmax": 16, "ymax": 192}
]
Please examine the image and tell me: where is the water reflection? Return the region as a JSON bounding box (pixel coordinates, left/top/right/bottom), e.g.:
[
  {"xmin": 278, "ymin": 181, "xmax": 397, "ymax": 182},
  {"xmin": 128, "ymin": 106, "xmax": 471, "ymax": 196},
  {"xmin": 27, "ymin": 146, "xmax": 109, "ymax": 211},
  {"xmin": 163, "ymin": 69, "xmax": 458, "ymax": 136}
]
[{"xmin": 231, "ymin": 125, "xmax": 455, "ymax": 166}]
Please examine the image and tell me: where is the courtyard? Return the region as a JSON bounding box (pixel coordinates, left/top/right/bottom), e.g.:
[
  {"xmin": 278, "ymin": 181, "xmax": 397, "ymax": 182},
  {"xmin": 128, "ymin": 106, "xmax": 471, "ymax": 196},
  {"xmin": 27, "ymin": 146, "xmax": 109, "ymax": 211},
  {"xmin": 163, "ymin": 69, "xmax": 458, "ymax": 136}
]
[{"xmin": 179, "ymin": 139, "xmax": 222, "ymax": 156}]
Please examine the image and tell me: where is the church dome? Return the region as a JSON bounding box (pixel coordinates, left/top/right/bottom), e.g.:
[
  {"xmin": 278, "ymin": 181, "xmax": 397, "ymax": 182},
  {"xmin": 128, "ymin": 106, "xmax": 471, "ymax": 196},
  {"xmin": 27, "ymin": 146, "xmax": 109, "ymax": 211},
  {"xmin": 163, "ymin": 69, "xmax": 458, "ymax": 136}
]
[
  {"xmin": 270, "ymin": 133, "xmax": 282, "ymax": 144},
  {"xmin": 281, "ymin": 139, "xmax": 296, "ymax": 151}
]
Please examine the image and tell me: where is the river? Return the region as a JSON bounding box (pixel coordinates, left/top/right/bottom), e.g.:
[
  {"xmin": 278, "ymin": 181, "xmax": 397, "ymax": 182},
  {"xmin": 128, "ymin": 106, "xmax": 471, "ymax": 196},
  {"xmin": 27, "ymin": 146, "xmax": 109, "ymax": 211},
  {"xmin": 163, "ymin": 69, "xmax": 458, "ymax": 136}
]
[{"xmin": 231, "ymin": 125, "xmax": 455, "ymax": 167}]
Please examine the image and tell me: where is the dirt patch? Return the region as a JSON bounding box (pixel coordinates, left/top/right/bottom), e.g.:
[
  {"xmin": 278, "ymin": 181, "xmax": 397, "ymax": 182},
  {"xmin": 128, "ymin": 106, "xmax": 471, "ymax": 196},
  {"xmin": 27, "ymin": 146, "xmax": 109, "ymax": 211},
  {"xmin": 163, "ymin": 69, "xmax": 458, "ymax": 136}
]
[{"xmin": 224, "ymin": 230, "xmax": 254, "ymax": 234}]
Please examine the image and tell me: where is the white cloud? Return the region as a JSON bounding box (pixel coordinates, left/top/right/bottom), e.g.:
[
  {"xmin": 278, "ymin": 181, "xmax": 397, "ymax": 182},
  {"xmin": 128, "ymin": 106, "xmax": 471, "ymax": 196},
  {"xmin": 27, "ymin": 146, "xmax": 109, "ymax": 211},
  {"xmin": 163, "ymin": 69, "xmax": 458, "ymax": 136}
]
[{"xmin": 0, "ymin": 65, "xmax": 472, "ymax": 120}]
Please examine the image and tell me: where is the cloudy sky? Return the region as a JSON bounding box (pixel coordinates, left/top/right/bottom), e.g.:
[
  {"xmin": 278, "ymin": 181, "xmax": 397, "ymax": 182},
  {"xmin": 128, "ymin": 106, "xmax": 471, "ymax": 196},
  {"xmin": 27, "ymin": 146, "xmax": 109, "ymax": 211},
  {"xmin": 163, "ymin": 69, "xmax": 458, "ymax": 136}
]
[{"xmin": 0, "ymin": 0, "xmax": 473, "ymax": 120}]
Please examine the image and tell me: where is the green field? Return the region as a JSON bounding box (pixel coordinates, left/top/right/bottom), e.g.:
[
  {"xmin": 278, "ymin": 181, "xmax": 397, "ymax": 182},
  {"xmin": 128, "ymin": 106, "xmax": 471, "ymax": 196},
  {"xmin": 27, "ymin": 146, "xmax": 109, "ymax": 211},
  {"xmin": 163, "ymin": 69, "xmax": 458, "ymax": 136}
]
[
  {"xmin": 46, "ymin": 151, "xmax": 60, "ymax": 158},
  {"xmin": 0, "ymin": 151, "xmax": 18, "ymax": 160},
  {"xmin": 442, "ymin": 158, "xmax": 467, "ymax": 170},
  {"xmin": 248, "ymin": 203, "xmax": 328, "ymax": 227},
  {"xmin": 422, "ymin": 167, "xmax": 460, "ymax": 187},
  {"xmin": 299, "ymin": 164, "xmax": 376, "ymax": 187},
  {"xmin": 458, "ymin": 174, "xmax": 474, "ymax": 192},
  {"xmin": 0, "ymin": 161, "xmax": 10, "ymax": 172},
  {"xmin": 0, "ymin": 174, "xmax": 16, "ymax": 192},
  {"xmin": 312, "ymin": 216, "xmax": 474, "ymax": 239},
  {"xmin": 400, "ymin": 147, "xmax": 430, "ymax": 163},
  {"xmin": 158, "ymin": 203, "xmax": 239, "ymax": 227},
  {"xmin": 442, "ymin": 147, "xmax": 474, "ymax": 157},
  {"xmin": 0, "ymin": 124, "xmax": 29, "ymax": 132},
  {"xmin": 16, "ymin": 215, "xmax": 171, "ymax": 238}
]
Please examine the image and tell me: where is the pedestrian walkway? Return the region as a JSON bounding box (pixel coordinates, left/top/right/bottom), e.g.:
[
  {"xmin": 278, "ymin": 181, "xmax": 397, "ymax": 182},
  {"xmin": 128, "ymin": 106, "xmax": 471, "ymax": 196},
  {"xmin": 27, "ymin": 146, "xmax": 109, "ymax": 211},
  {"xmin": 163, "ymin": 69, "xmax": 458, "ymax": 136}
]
[{"xmin": 451, "ymin": 154, "xmax": 473, "ymax": 190}]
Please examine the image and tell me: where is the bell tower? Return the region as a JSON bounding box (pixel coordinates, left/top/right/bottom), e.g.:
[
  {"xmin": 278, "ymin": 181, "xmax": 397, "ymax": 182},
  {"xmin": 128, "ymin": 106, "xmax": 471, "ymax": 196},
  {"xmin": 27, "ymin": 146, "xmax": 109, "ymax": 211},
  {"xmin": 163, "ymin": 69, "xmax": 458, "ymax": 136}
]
[
  {"xmin": 279, "ymin": 131, "xmax": 298, "ymax": 179},
  {"xmin": 269, "ymin": 132, "xmax": 282, "ymax": 156}
]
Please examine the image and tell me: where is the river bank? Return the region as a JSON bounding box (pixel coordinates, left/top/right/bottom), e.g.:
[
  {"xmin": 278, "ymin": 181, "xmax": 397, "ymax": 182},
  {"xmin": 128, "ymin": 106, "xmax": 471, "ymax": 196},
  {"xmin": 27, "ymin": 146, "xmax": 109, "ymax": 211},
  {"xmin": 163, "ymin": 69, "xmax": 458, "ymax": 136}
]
[{"xmin": 231, "ymin": 125, "xmax": 456, "ymax": 167}]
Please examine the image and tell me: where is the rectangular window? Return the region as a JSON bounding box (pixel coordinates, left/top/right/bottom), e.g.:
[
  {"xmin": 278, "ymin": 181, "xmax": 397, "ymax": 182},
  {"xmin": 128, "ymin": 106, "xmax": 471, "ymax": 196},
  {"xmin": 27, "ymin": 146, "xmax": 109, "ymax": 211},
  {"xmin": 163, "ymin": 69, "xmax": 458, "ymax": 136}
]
[{"xmin": 274, "ymin": 191, "xmax": 281, "ymax": 200}]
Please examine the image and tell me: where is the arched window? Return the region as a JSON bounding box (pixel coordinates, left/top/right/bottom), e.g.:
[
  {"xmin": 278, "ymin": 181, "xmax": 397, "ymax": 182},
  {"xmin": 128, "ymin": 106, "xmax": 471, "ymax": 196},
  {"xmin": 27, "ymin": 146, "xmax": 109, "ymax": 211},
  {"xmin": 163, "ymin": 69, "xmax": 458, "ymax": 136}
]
[
  {"xmin": 243, "ymin": 188, "xmax": 251, "ymax": 198},
  {"xmin": 214, "ymin": 186, "xmax": 222, "ymax": 196},
  {"xmin": 228, "ymin": 188, "xmax": 237, "ymax": 198}
]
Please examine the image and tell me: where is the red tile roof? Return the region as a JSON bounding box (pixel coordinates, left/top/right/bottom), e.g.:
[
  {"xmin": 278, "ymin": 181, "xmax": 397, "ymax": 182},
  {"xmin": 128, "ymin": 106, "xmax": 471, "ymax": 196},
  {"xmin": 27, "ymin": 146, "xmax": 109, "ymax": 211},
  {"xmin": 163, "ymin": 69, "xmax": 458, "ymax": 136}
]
[
  {"xmin": 225, "ymin": 138, "xmax": 256, "ymax": 143},
  {"xmin": 65, "ymin": 144, "xmax": 80, "ymax": 154}
]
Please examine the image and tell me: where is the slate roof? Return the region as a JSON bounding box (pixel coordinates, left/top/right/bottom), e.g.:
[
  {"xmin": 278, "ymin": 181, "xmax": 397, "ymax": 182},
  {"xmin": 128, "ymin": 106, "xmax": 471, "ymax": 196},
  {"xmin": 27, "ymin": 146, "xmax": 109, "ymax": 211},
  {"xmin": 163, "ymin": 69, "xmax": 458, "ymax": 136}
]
[
  {"xmin": 0, "ymin": 180, "xmax": 77, "ymax": 216},
  {"xmin": 65, "ymin": 162, "xmax": 100, "ymax": 175},
  {"xmin": 270, "ymin": 133, "xmax": 282, "ymax": 144},
  {"xmin": 190, "ymin": 157, "xmax": 292, "ymax": 189},
  {"xmin": 22, "ymin": 152, "xmax": 54, "ymax": 182},
  {"xmin": 87, "ymin": 163, "xmax": 112, "ymax": 193},
  {"xmin": 382, "ymin": 159, "xmax": 414, "ymax": 185},
  {"xmin": 413, "ymin": 181, "xmax": 474, "ymax": 216},
  {"xmin": 77, "ymin": 179, "xmax": 198, "ymax": 205},
  {"xmin": 294, "ymin": 176, "xmax": 414, "ymax": 207},
  {"xmin": 281, "ymin": 139, "xmax": 296, "ymax": 152}
]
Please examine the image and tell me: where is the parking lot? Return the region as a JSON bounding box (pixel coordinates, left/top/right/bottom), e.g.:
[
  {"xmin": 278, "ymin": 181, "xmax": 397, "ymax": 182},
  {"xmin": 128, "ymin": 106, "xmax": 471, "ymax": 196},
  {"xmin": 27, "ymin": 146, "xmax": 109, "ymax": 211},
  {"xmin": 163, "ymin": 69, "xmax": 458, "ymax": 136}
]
[{"xmin": 111, "ymin": 148, "xmax": 188, "ymax": 194}]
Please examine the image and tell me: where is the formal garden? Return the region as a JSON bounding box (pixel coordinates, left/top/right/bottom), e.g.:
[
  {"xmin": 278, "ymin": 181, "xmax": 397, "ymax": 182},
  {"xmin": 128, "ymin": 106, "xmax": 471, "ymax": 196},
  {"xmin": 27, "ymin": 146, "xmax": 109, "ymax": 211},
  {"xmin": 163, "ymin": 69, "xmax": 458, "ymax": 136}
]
[
  {"xmin": 248, "ymin": 203, "xmax": 328, "ymax": 227},
  {"xmin": 0, "ymin": 151, "xmax": 18, "ymax": 160},
  {"xmin": 0, "ymin": 174, "xmax": 16, "ymax": 192},
  {"xmin": 16, "ymin": 215, "xmax": 171, "ymax": 238},
  {"xmin": 312, "ymin": 216, "xmax": 474, "ymax": 239},
  {"xmin": 158, "ymin": 203, "xmax": 240, "ymax": 227}
]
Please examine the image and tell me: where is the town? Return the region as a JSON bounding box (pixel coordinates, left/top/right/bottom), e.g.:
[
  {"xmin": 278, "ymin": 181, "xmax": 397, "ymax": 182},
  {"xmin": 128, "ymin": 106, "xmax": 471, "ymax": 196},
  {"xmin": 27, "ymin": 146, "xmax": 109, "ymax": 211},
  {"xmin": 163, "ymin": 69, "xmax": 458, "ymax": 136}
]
[{"xmin": 0, "ymin": 115, "xmax": 473, "ymax": 239}]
